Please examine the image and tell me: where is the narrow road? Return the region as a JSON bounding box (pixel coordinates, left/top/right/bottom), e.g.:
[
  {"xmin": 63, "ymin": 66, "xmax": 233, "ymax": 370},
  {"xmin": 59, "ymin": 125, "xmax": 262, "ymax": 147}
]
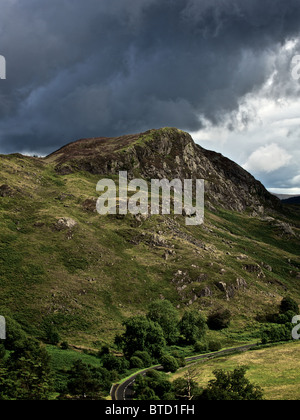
[{"xmin": 111, "ymin": 343, "xmax": 258, "ymax": 400}]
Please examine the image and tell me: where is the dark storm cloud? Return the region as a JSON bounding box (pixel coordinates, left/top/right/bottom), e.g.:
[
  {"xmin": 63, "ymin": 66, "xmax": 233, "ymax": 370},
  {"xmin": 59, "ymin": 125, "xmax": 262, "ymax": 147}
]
[{"xmin": 0, "ymin": 0, "xmax": 300, "ymax": 154}]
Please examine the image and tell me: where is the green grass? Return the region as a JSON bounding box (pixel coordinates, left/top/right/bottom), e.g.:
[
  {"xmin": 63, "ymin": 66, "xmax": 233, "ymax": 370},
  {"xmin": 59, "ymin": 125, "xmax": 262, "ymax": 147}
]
[
  {"xmin": 46, "ymin": 345, "xmax": 102, "ymax": 371},
  {"xmin": 0, "ymin": 153, "xmax": 299, "ymax": 349},
  {"xmin": 170, "ymin": 341, "xmax": 300, "ymax": 400}
]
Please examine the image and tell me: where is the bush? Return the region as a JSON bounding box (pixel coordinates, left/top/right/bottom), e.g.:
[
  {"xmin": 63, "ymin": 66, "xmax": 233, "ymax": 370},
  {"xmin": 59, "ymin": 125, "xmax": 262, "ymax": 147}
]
[
  {"xmin": 208, "ymin": 340, "xmax": 222, "ymax": 352},
  {"xmin": 101, "ymin": 354, "xmax": 130, "ymax": 374},
  {"xmin": 261, "ymin": 324, "xmax": 291, "ymax": 344},
  {"xmin": 60, "ymin": 341, "xmax": 69, "ymax": 350},
  {"xmin": 194, "ymin": 341, "xmax": 208, "ymax": 354},
  {"xmin": 207, "ymin": 309, "xmax": 231, "ymax": 331},
  {"xmin": 170, "ymin": 350, "xmax": 186, "ymax": 367},
  {"xmin": 271, "ymin": 311, "xmax": 296, "ymax": 325},
  {"xmin": 66, "ymin": 360, "xmax": 113, "ymax": 399},
  {"xmin": 97, "ymin": 345, "xmax": 110, "ymax": 358},
  {"xmin": 280, "ymin": 297, "xmax": 299, "ymax": 315},
  {"xmin": 44, "ymin": 324, "xmax": 60, "ymax": 345},
  {"xmin": 101, "ymin": 354, "xmax": 124, "ymax": 372},
  {"xmin": 132, "ymin": 351, "xmax": 152, "ymax": 367},
  {"xmin": 3, "ymin": 317, "xmax": 27, "ymax": 350},
  {"xmin": 160, "ymin": 354, "xmax": 179, "ymax": 373},
  {"xmin": 130, "ymin": 356, "xmax": 144, "ymax": 369},
  {"xmin": 133, "ymin": 370, "xmax": 173, "ymax": 400}
]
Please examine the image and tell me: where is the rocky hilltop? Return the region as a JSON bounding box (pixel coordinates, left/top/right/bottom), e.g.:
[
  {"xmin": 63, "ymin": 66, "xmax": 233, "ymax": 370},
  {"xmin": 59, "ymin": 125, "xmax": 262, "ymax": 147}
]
[{"xmin": 46, "ymin": 127, "xmax": 281, "ymax": 214}]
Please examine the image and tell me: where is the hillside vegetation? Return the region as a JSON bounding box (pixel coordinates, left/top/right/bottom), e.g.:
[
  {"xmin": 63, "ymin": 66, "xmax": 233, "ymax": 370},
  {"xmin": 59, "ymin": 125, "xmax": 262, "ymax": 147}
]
[
  {"xmin": 170, "ymin": 341, "xmax": 300, "ymax": 400},
  {"xmin": 0, "ymin": 128, "xmax": 299, "ymax": 350}
]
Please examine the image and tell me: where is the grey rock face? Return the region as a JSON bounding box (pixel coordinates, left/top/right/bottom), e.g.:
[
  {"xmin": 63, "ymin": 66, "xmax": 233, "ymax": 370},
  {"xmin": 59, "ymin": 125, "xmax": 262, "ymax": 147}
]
[{"xmin": 48, "ymin": 128, "xmax": 282, "ymax": 215}]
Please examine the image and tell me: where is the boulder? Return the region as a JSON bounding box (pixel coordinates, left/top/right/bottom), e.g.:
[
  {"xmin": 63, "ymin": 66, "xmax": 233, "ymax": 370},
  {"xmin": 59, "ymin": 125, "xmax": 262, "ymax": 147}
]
[{"xmin": 55, "ymin": 217, "xmax": 77, "ymax": 231}]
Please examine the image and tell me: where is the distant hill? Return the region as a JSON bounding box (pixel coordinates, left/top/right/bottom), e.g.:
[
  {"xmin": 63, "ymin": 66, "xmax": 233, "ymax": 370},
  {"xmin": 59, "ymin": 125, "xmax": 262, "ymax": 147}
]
[{"xmin": 282, "ymin": 196, "xmax": 300, "ymax": 204}]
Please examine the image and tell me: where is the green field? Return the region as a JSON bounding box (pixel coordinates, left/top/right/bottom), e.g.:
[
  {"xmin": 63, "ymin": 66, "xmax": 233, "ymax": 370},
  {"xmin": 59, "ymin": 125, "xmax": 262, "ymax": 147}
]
[{"xmin": 171, "ymin": 341, "xmax": 300, "ymax": 400}]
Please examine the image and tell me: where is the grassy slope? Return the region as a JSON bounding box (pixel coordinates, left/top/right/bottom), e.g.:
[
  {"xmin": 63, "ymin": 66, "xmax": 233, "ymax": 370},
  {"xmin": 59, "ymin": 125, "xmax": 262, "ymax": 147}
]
[
  {"xmin": 170, "ymin": 341, "xmax": 300, "ymax": 400},
  {"xmin": 0, "ymin": 153, "xmax": 299, "ymax": 349}
]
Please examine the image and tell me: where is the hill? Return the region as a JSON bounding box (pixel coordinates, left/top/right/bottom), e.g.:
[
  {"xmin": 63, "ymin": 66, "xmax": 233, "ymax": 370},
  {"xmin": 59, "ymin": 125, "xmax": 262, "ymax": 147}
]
[
  {"xmin": 282, "ymin": 196, "xmax": 300, "ymax": 205},
  {"xmin": 0, "ymin": 127, "xmax": 299, "ymax": 348}
]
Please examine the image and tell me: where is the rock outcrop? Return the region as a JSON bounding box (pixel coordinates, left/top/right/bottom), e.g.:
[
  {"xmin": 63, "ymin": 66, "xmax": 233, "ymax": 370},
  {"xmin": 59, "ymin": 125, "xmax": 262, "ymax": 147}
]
[{"xmin": 45, "ymin": 127, "xmax": 282, "ymax": 215}]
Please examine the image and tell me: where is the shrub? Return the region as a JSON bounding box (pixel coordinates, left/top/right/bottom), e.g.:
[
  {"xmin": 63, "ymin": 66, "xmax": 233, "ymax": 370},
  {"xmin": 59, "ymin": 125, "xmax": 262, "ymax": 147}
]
[
  {"xmin": 132, "ymin": 351, "xmax": 152, "ymax": 367},
  {"xmin": 208, "ymin": 340, "xmax": 222, "ymax": 352},
  {"xmin": 261, "ymin": 324, "xmax": 291, "ymax": 344},
  {"xmin": 130, "ymin": 356, "xmax": 144, "ymax": 369},
  {"xmin": 101, "ymin": 354, "xmax": 123, "ymax": 372},
  {"xmin": 194, "ymin": 341, "xmax": 208, "ymax": 354},
  {"xmin": 66, "ymin": 360, "xmax": 113, "ymax": 399},
  {"xmin": 280, "ymin": 297, "xmax": 299, "ymax": 315},
  {"xmin": 133, "ymin": 370, "xmax": 173, "ymax": 400},
  {"xmin": 170, "ymin": 350, "xmax": 186, "ymax": 367},
  {"xmin": 160, "ymin": 354, "xmax": 179, "ymax": 373},
  {"xmin": 45, "ymin": 325, "xmax": 60, "ymax": 345},
  {"xmin": 207, "ymin": 309, "xmax": 231, "ymax": 331},
  {"xmin": 3, "ymin": 317, "xmax": 27, "ymax": 350},
  {"xmin": 97, "ymin": 345, "xmax": 110, "ymax": 358},
  {"xmin": 60, "ymin": 341, "xmax": 69, "ymax": 350}
]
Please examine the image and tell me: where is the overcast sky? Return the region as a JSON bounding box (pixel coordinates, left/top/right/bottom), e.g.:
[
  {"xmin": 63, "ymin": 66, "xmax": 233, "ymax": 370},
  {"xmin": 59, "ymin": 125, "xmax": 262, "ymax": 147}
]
[{"xmin": 0, "ymin": 0, "xmax": 300, "ymax": 194}]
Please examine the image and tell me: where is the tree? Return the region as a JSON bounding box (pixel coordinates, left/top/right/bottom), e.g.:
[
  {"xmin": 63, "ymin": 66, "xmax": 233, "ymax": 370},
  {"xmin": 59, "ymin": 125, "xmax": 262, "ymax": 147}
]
[
  {"xmin": 101, "ymin": 354, "xmax": 129, "ymax": 373},
  {"xmin": 133, "ymin": 370, "xmax": 173, "ymax": 400},
  {"xmin": 119, "ymin": 316, "xmax": 166, "ymax": 359},
  {"xmin": 3, "ymin": 317, "xmax": 27, "ymax": 350},
  {"xmin": 130, "ymin": 356, "xmax": 144, "ymax": 369},
  {"xmin": 66, "ymin": 360, "xmax": 112, "ymax": 399},
  {"xmin": 132, "ymin": 351, "xmax": 153, "ymax": 367},
  {"xmin": 133, "ymin": 375, "xmax": 159, "ymax": 400},
  {"xmin": 199, "ymin": 367, "xmax": 264, "ymax": 400},
  {"xmin": 280, "ymin": 297, "xmax": 299, "ymax": 315},
  {"xmin": 44, "ymin": 324, "xmax": 60, "ymax": 345},
  {"xmin": 160, "ymin": 354, "xmax": 179, "ymax": 373},
  {"xmin": 179, "ymin": 310, "xmax": 207, "ymax": 344},
  {"xmin": 172, "ymin": 367, "xmax": 202, "ymax": 400},
  {"xmin": 0, "ymin": 337, "xmax": 52, "ymax": 400},
  {"xmin": 147, "ymin": 300, "xmax": 180, "ymax": 344},
  {"xmin": 261, "ymin": 323, "xmax": 291, "ymax": 344}
]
